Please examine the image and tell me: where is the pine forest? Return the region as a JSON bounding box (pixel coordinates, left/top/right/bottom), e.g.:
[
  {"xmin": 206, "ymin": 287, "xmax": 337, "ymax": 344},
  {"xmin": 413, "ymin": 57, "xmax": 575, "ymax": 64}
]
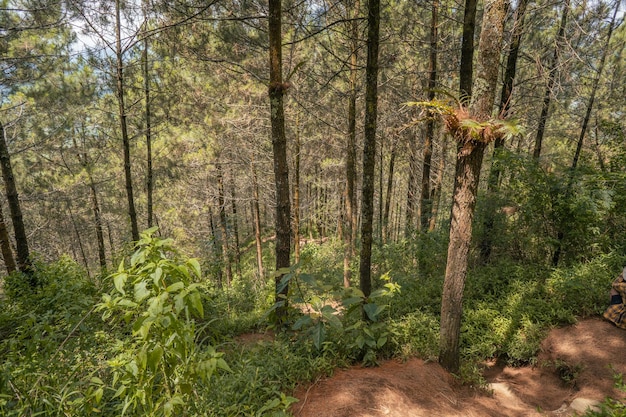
[{"xmin": 1, "ymin": 0, "xmax": 625, "ymax": 415}]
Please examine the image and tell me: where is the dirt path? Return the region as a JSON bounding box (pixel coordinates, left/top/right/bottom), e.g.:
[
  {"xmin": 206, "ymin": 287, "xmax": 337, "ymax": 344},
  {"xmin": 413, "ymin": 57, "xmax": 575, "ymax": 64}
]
[{"xmin": 291, "ymin": 318, "xmax": 626, "ymax": 416}]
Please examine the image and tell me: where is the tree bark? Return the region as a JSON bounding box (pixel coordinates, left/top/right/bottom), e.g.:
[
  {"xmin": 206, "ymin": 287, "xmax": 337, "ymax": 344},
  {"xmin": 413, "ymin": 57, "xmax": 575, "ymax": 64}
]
[
  {"xmin": 143, "ymin": 30, "xmax": 154, "ymax": 229},
  {"xmin": 459, "ymin": 0, "xmax": 478, "ymax": 103},
  {"xmin": 532, "ymin": 0, "xmax": 569, "ymax": 160},
  {"xmin": 383, "ymin": 143, "xmax": 396, "ymax": 243},
  {"xmin": 268, "ymin": 0, "xmax": 292, "ymax": 323},
  {"xmin": 378, "ymin": 139, "xmax": 384, "ymax": 242},
  {"xmin": 88, "ymin": 172, "xmax": 107, "ymax": 270},
  {"xmin": 0, "ymin": 201, "xmax": 16, "ymax": 274},
  {"xmin": 208, "ymin": 205, "xmax": 222, "ymax": 289},
  {"xmin": 359, "ymin": 0, "xmax": 381, "ymax": 299},
  {"xmin": 252, "ymin": 165, "xmax": 264, "ymax": 280},
  {"xmin": 294, "ymin": 115, "xmax": 301, "ymax": 264},
  {"xmin": 344, "ymin": 0, "xmax": 360, "ymax": 288},
  {"xmin": 73, "ymin": 135, "xmax": 107, "ymax": 270},
  {"xmin": 116, "ymin": 0, "xmax": 140, "ymax": 242},
  {"xmin": 230, "ymin": 177, "xmax": 241, "ymax": 270},
  {"xmin": 420, "ymin": 0, "xmax": 439, "ymax": 231},
  {"xmin": 405, "ymin": 135, "xmax": 418, "ymax": 235},
  {"xmin": 439, "ymin": 0, "xmax": 506, "ymax": 374},
  {"xmin": 429, "ymin": 133, "xmax": 448, "ymax": 231},
  {"xmin": 216, "ymin": 162, "xmax": 233, "ymax": 286},
  {"xmin": 0, "ymin": 120, "xmax": 32, "ymax": 277},
  {"xmin": 67, "ymin": 200, "xmax": 91, "ymax": 278}
]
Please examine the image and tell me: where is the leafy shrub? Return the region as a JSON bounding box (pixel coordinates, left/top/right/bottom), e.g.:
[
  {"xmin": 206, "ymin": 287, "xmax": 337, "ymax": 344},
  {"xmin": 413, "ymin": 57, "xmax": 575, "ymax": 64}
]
[{"xmin": 93, "ymin": 227, "xmax": 229, "ymax": 416}]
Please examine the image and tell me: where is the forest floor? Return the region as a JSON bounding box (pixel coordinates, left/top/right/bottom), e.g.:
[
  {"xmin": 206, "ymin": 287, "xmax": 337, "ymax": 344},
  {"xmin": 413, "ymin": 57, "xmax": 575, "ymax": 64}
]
[{"xmin": 289, "ymin": 318, "xmax": 626, "ymax": 416}]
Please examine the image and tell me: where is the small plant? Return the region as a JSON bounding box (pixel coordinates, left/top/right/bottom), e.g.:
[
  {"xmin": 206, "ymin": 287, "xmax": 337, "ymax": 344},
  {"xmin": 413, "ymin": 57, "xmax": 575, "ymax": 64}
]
[
  {"xmin": 94, "ymin": 228, "xmax": 229, "ymax": 416},
  {"xmin": 275, "ymin": 266, "xmax": 401, "ymax": 366},
  {"xmin": 542, "ymin": 359, "xmax": 583, "ymax": 386}
]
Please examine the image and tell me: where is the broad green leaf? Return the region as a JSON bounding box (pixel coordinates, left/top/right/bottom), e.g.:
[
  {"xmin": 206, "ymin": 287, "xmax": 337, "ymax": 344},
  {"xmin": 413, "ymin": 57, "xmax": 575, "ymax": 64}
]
[
  {"xmin": 292, "ymin": 315, "xmax": 313, "ymax": 330},
  {"xmin": 143, "ymin": 226, "xmax": 159, "ymax": 237},
  {"xmin": 216, "ymin": 358, "xmax": 231, "ymax": 372},
  {"xmin": 137, "ymin": 348, "xmax": 147, "ymax": 371},
  {"xmin": 310, "ymin": 295, "xmax": 323, "ymax": 310},
  {"xmin": 377, "ymin": 336, "xmax": 388, "ymax": 348},
  {"xmin": 134, "ymin": 281, "xmax": 150, "ymax": 303},
  {"xmin": 166, "ymin": 282, "xmax": 185, "ymax": 293},
  {"xmin": 347, "ymin": 287, "xmax": 365, "ymax": 298},
  {"xmin": 130, "ymin": 248, "xmax": 146, "ymax": 267},
  {"xmin": 187, "ymin": 258, "xmax": 202, "ymax": 278},
  {"xmin": 94, "ymin": 387, "xmax": 103, "ymax": 404},
  {"xmin": 369, "ymin": 288, "xmax": 386, "ymax": 299},
  {"xmin": 299, "ymin": 273, "xmax": 317, "ymax": 287},
  {"xmin": 90, "ymin": 377, "xmax": 104, "ymax": 385},
  {"xmin": 189, "ymin": 292, "xmax": 203, "ymax": 318},
  {"xmin": 147, "ymin": 345, "xmax": 163, "ymax": 371},
  {"xmin": 114, "ymin": 273, "xmax": 128, "ymax": 295},
  {"xmin": 321, "ymin": 306, "xmax": 342, "ymax": 328},
  {"xmin": 256, "ymin": 398, "xmax": 281, "ymax": 415},
  {"xmin": 312, "ymin": 322, "xmax": 325, "ymax": 350},
  {"xmin": 276, "ymin": 272, "xmax": 292, "ymax": 294},
  {"xmin": 262, "ymin": 300, "xmax": 284, "ymax": 319},
  {"xmin": 151, "ymin": 267, "xmax": 163, "ymax": 286},
  {"xmin": 356, "ymin": 335, "xmax": 365, "ymax": 349},
  {"xmin": 363, "ymin": 303, "xmax": 381, "ymax": 322},
  {"xmin": 342, "ymin": 297, "xmax": 363, "ymax": 307},
  {"xmin": 113, "ymin": 385, "xmax": 126, "ymax": 399}
]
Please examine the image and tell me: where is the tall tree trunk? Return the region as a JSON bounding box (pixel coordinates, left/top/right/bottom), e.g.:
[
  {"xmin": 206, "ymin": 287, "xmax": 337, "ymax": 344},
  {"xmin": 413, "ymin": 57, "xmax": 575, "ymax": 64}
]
[
  {"xmin": 378, "ymin": 138, "xmax": 384, "ymax": 242},
  {"xmin": 532, "ymin": 0, "xmax": 569, "ymax": 160},
  {"xmin": 429, "ymin": 134, "xmax": 448, "ymax": 231},
  {"xmin": 420, "ymin": 0, "xmax": 439, "ymax": 231},
  {"xmin": 0, "ymin": 201, "xmax": 16, "ymax": 274},
  {"xmin": 268, "ymin": 0, "xmax": 292, "ymax": 322},
  {"xmin": 383, "ymin": 143, "xmax": 396, "ymax": 243},
  {"xmin": 479, "ymin": 0, "xmax": 530, "ymax": 263},
  {"xmin": 88, "ymin": 172, "xmax": 107, "ymax": 270},
  {"xmin": 344, "ymin": 0, "xmax": 361, "ymax": 250},
  {"xmin": 552, "ymin": 0, "xmax": 619, "ymax": 267},
  {"xmin": 67, "ymin": 200, "xmax": 91, "ymax": 278},
  {"xmin": 252, "ymin": 166, "xmax": 264, "ymax": 280},
  {"xmin": 439, "ymin": 0, "xmax": 506, "ymax": 374},
  {"xmin": 208, "ymin": 205, "xmax": 223, "ymax": 289},
  {"xmin": 230, "ymin": 177, "xmax": 241, "ymax": 271},
  {"xmin": 344, "ymin": 0, "xmax": 360, "ymax": 287},
  {"xmin": 0, "ymin": 120, "xmax": 32, "ymax": 277},
  {"xmin": 73, "ymin": 135, "xmax": 107, "ymax": 270},
  {"xmin": 143, "ymin": 29, "xmax": 154, "ymax": 229},
  {"xmin": 405, "ymin": 137, "xmax": 418, "ymax": 235},
  {"xmin": 359, "ymin": 0, "xmax": 381, "ymax": 299},
  {"xmin": 294, "ymin": 116, "xmax": 301, "ymax": 264},
  {"xmin": 216, "ymin": 162, "xmax": 233, "ymax": 287},
  {"xmin": 116, "ymin": 0, "xmax": 139, "ymax": 241},
  {"xmin": 459, "ymin": 0, "xmax": 478, "ymax": 103}
]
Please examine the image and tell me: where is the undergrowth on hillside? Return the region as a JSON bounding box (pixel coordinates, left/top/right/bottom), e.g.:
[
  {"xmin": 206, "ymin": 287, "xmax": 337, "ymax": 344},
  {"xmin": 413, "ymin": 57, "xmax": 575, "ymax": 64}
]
[{"xmin": 0, "ymin": 230, "xmax": 622, "ymax": 415}]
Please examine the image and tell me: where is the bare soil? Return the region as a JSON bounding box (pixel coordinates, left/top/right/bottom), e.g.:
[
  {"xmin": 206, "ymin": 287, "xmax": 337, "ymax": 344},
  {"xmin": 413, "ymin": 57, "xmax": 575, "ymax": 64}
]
[{"xmin": 290, "ymin": 318, "xmax": 626, "ymax": 416}]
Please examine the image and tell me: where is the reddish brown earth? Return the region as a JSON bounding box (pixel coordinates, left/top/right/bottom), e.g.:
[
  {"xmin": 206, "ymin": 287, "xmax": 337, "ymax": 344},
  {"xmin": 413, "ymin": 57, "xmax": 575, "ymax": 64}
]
[{"xmin": 290, "ymin": 318, "xmax": 626, "ymax": 416}]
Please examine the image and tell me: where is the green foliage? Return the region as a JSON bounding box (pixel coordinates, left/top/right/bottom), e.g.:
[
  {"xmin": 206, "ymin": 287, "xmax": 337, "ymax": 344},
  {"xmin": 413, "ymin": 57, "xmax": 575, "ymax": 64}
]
[
  {"xmin": 94, "ymin": 227, "xmax": 229, "ymax": 416},
  {"xmin": 476, "ymin": 150, "xmax": 624, "ymax": 265},
  {"xmin": 1, "ymin": 228, "xmax": 623, "ymax": 416},
  {"xmin": 272, "ymin": 263, "xmax": 401, "ymax": 366},
  {"xmin": 0, "ymin": 257, "xmax": 101, "ymax": 416}
]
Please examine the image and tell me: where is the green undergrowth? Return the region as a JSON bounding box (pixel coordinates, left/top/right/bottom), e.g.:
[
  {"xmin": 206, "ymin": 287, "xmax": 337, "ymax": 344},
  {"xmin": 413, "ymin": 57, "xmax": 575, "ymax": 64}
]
[{"xmin": 0, "ymin": 231, "xmax": 622, "ymax": 415}]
